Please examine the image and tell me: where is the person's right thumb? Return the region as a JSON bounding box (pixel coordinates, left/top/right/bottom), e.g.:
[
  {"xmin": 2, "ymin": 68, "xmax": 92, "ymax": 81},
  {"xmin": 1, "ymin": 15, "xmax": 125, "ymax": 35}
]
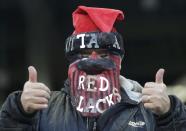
[{"xmin": 28, "ymin": 66, "xmax": 37, "ymax": 82}]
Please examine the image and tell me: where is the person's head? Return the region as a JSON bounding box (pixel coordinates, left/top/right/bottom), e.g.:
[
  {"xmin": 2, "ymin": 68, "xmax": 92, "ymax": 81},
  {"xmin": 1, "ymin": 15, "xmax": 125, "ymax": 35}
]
[
  {"xmin": 65, "ymin": 5, "xmax": 125, "ymax": 65},
  {"xmin": 65, "ymin": 6, "xmax": 125, "ymax": 117}
]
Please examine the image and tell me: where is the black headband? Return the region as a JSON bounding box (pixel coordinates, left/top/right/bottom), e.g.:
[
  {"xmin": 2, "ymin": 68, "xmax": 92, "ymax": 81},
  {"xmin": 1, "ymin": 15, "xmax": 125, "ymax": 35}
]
[{"xmin": 65, "ymin": 32, "xmax": 124, "ymax": 58}]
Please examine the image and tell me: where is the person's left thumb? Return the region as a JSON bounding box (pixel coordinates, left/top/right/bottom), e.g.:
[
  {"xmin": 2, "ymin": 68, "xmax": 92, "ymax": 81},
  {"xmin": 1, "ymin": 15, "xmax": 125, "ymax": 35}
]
[{"xmin": 155, "ymin": 68, "xmax": 165, "ymax": 84}]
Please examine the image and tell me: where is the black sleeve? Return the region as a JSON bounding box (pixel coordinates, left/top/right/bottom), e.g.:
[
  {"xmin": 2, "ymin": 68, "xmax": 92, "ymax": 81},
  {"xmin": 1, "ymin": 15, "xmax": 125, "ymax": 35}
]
[
  {"xmin": 0, "ymin": 91, "xmax": 39, "ymax": 131},
  {"xmin": 155, "ymin": 95, "xmax": 186, "ymax": 131}
]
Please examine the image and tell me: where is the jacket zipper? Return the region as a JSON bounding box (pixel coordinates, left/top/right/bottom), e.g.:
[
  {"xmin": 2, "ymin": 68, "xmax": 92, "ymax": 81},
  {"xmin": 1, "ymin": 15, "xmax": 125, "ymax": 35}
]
[
  {"xmin": 86, "ymin": 117, "xmax": 89, "ymax": 130},
  {"xmin": 93, "ymin": 121, "xmax": 97, "ymax": 131},
  {"xmin": 86, "ymin": 117, "xmax": 97, "ymax": 131}
]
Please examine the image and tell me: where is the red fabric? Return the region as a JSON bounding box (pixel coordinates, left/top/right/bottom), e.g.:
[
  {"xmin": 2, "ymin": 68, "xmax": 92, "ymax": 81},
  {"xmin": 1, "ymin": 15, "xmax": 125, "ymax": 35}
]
[
  {"xmin": 68, "ymin": 54, "xmax": 121, "ymax": 117},
  {"xmin": 72, "ymin": 6, "xmax": 124, "ymax": 34}
]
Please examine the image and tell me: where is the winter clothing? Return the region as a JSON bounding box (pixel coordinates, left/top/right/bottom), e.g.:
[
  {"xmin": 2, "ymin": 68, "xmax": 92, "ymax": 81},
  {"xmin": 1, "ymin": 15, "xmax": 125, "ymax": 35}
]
[{"xmin": 0, "ymin": 76, "xmax": 186, "ymax": 131}]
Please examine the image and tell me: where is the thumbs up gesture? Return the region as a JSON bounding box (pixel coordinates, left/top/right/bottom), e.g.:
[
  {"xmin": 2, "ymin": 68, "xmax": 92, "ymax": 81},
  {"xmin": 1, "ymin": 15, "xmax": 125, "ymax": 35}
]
[
  {"xmin": 142, "ymin": 69, "xmax": 171, "ymax": 115},
  {"xmin": 21, "ymin": 66, "xmax": 51, "ymax": 114}
]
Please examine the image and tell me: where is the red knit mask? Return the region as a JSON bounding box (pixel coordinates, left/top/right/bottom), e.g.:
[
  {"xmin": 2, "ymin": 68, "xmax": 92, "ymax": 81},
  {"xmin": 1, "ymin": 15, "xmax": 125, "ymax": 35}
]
[
  {"xmin": 68, "ymin": 52, "xmax": 121, "ymax": 117},
  {"xmin": 67, "ymin": 6, "xmax": 125, "ymax": 117}
]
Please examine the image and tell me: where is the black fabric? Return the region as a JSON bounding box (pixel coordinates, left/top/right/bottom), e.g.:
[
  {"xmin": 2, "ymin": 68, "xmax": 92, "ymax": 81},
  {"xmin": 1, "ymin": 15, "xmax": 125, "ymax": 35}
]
[
  {"xmin": 0, "ymin": 81, "xmax": 186, "ymax": 131},
  {"xmin": 97, "ymin": 102, "xmax": 136, "ymax": 130},
  {"xmin": 155, "ymin": 95, "xmax": 186, "ymax": 131},
  {"xmin": 77, "ymin": 57, "xmax": 116, "ymax": 75},
  {"xmin": 65, "ymin": 32, "xmax": 124, "ymax": 59}
]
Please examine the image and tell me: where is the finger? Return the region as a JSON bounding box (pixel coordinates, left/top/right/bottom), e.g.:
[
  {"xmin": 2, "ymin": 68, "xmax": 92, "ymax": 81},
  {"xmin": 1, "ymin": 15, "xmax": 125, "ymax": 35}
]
[
  {"xmin": 29, "ymin": 103, "xmax": 48, "ymax": 110},
  {"xmin": 28, "ymin": 66, "xmax": 37, "ymax": 82},
  {"xmin": 30, "ymin": 97, "xmax": 49, "ymax": 104},
  {"xmin": 144, "ymin": 103, "xmax": 154, "ymax": 110},
  {"xmin": 155, "ymin": 68, "xmax": 165, "ymax": 84},
  {"xmin": 30, "ymin": 89, "xmax": 51, "ymax": 99},
  {"xmin": 29, "ymin": 83, "xmax": 51, "ymax": 94},
  {"xmin": 142, "ymin": 88, "xmax": 155, "ymax": 95},
  {"xmin": 144, "ymin": 82, "xmax": 157, "ymax": 88},
  {"xmin": 141, "ymin": 95, "xmax": 151, "ymax": 103}
]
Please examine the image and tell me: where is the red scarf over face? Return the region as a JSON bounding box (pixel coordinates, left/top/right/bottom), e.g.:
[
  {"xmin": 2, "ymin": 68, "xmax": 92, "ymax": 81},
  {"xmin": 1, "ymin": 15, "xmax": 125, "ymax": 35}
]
[{"xmin": 68, "ymin": 52, "xmax": 121, "ymax": 117}]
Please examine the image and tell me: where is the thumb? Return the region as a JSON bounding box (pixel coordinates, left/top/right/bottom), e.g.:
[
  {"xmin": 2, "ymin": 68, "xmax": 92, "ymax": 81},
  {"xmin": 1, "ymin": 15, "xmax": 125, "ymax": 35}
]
[
  {"xmin": 155, "ymin": 68, "xmax": 165, "ymax": 84},
  {"xmin": 28, "ymin": 66, "xmax": 37, "ymax": 82}
]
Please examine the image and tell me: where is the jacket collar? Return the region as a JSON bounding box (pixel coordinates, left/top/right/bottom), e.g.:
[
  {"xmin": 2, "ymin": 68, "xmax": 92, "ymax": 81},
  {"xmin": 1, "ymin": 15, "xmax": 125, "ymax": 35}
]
[{"xmin": 119, "ymin": 75, "xmax": 142, "ymax": 103}]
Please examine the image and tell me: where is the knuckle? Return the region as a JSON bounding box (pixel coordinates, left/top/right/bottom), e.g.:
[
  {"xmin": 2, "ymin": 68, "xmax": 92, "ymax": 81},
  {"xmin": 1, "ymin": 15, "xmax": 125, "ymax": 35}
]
[
  {"xmin": 40, "ymin": 90, "xmax": 47, "ymax": 95},
  {"xmin": 39, "ymin": 83, "xmax": 45, "ymax": 87},
  {"xmin": 144, "ymin": 82, "xmax": 149, "ymax": 87},
  {"xmin": 23, "ymin": 89, "xmax": 30, "ymax": 94},
  {"xmin": 40, "ymin": 91, "xmax": 50, "ymax": 98},
  {"xmin": 41, "ymin": 98, "xmax": 48, "ymax": 103},
  {"xmin": 144, "ymin": 103, "xmax": 150, "ymax": 108},
  {"xmin": 152, "ymin": 95, "xmax": 159, "ymax": 100},
  {"xmin": 157, "ymin": 95, "xmax": 162, "ymax": 100},
  {"xmin": 161, "ymin": 83, "xmax": 166, "ymax": 87},
  {"xmin": 162, "ymin": 84, "xmax": 166, "ymax": 90},
  {"xmin": 24, "ymin": 89, "xmax": 35, "ymax": 97},
  {"xmin": 144, "ymin": 82, "xmax": 154, "ymax": 88}
]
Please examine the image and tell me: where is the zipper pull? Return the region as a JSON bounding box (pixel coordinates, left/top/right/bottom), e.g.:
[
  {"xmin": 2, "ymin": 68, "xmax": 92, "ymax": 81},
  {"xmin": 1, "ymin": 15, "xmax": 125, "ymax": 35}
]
[{"xmin": 87, "ymin": 117, "xmax": 89, "ymax": 129}]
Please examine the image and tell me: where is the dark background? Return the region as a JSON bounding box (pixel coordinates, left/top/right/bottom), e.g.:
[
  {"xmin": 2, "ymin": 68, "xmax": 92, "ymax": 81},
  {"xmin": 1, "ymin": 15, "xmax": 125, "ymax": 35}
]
[{"xmin": 0, "ymin": 0, "xmax": 186, "ymax": 104}]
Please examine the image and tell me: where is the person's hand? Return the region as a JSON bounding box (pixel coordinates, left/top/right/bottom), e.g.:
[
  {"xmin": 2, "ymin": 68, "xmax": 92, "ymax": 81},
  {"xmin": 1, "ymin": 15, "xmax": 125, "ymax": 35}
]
[
  {"xmin": 142, "ymin": 68, "xmax": 170, "ymax": 115},
  {"xmin": 21, "ymin": 66, "xmax": 51, "ymax": 114}
]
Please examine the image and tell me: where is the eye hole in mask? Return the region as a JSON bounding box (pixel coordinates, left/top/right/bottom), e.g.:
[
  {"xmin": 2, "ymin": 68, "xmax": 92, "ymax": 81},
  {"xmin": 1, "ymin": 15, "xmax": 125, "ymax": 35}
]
[
  {"xmin": 79, "ymin": 49, "xmax": 109, "ymax": 58},
  {"xmin": 67, "ymin": 49, "xmax": 122, "ymax": 64},
  {"xmin": 75, "ymin": 50, "xmax": 116, "ymax": 75},
  {"xmin": 79, "ymin": 53, "xmax": 109, "ymax": 59}
]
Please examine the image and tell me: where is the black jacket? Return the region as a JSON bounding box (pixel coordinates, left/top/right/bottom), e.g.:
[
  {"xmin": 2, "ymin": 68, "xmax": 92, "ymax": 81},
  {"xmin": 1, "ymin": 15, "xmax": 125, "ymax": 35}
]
[{"xmin": 0, "ymin": 79, "xmax": 186, "ymax": 131}]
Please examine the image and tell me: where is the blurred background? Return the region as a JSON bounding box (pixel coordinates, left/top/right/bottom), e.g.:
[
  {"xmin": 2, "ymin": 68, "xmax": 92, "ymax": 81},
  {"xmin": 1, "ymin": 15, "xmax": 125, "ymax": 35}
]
[{"xmin": 0, "ymin": 0, "xmax": 186, "ymax": 106}]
